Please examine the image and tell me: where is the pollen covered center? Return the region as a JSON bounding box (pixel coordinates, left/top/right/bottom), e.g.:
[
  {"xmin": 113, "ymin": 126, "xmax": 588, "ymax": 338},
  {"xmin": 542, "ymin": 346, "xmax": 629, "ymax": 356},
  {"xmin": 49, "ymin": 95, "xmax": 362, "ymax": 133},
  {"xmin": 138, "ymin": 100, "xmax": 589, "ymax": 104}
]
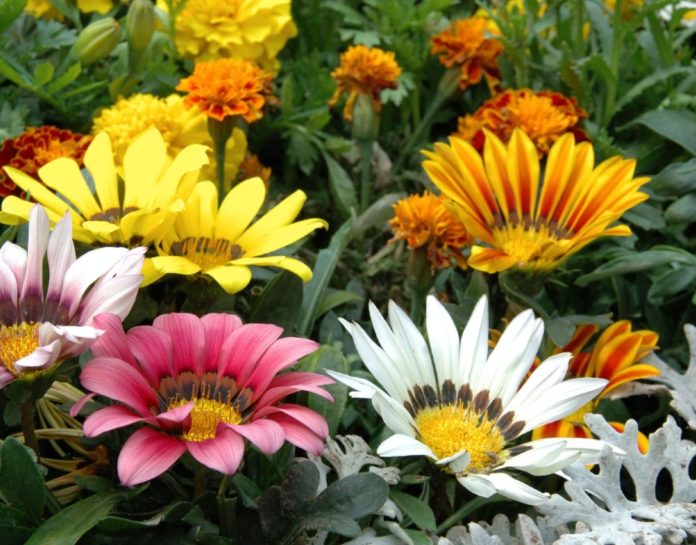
[
  {"xmin": 0, "ymin": 322, "xmax": 41, "ymax": 376},
  {"xmin": 415, "ymin": 403, "xmax": 505, "ymax": 473},
  {"xmin": 494, "ymin": 223, "xmax": 571, "ymax": 269},
  {"xmin": 170, "ymin": 237, "xmax": 244, "ymax": 270},
  {"xmin": 173, "ymin": 397, "xmax": 243, "ymax": 442}
]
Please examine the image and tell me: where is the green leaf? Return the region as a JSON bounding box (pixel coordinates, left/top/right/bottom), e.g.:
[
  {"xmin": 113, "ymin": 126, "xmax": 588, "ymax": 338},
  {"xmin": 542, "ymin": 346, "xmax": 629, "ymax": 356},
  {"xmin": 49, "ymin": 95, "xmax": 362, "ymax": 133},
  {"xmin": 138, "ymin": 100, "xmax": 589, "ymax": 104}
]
[
  {"xmin": 648, "ymin": 266, "xmax": 696, "ymax": 302},
  {"xmin": 347, "ymin": 192, "xmax": 404, "ymax": 241},
  {"xmin": 545, "ymin": 317, "xmax": 576, "ymax": 347},
  {"xmin": 46, "ymin": 63, "xmax": 81, "ymax": 94},
  {"xmin": 0, "ymin": 437, "xmax": 45, "ymax": 525},
  {"xmin": 614, "ymin": 66, "xmax": 692, "ymax": 115},
  {"xmin": 0, "ymin": 0, "xmax": 26, "ymax": 33},
  {"xmin": 298, "ymin": 220, "xmax": 352, "ymax": 336},
  {"xmin": 249, "ymin": 270, "xmax": 303, "ymax": 332},
  {"xmin": 390, "ymin": 490, "xmax": 436, "ymax": 531},
  {"xmin": 622, "ymin": 202, "xmax": 666, "ymax": 231},
  {"xmin": 232, "ymin": 473, "xmax": 262, "ymax": 509},
  {"xmin": 323, "ymin": 153, "xmax": 358, "ymax": 219},
  {"xmin": 98, "ymin": 501, "xmax": 191, "ymax": 532},
  {"xmin": 300, "ymin": 346, "xmax": 349, "ymax": 436},
  {"xmin": 0, "ymin": 52, "xmax": 34, "ymax": 89},
  {"xmin": 279, "ymin": 460, "xmax": 320, "ymax": 517},
  {"xmin": 665, "ymin": 194, "xmax": 696, "ymax": 224},
  {"xmin": 300, "ymin": 513, "xmax": 360, "ymax": 537},
  {"xmin": 0, "ymin": 504, "xmax": 34, "ymax": 545},
  {"xmin": 26, "ymin": 491, "xmax": 125, "ymax": 545},
  {"xmin": 310, "ymin": 472, "xmax": 389, "ymax": 519},
  {"xmin": 651, "ymin": 159, "xmax": 696, "ymax": 195},
  {"xmin": 633, "ymin": 109, "xmax": 696, "ymax": 156},
  {"xmin": 404, "ymin": 529, "xmax": 432, "ymax": 545},
  {"xmin": 33, "ymin": 62, "xmax": 55, "ymax": 87},
  {"xmin": 315, "ymin": 288, "xmax": 363, "ymax": 319}
]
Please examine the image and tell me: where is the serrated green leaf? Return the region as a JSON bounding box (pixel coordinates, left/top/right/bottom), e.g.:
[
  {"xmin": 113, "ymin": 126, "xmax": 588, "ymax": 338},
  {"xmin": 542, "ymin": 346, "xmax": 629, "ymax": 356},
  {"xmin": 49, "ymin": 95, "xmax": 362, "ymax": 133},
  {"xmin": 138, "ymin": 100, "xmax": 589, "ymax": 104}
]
[
  {"xmin": 0, "ymin": 437, "xmax": 45, "ymax": 525},
  {"xmin": 33, "ymin": 62, "xmax": 54, "ymax": 87},
  {"xmin": 633, "ymin": 109, "xmax": 696, "ymax": 156},
  {"xmin": 0, "ymin": 53, "xmax": 33, "ymax": 89},
  {"xmin": 46, "ymin": 63, "xmax": 81, "ymax": 94},
  {"xmin": 390, "ymin": 490, "xmax": 436, "ymax": 531},
  {"xmin": 0, "ymin": 0, "xmax": 26, "ymax": 34}
]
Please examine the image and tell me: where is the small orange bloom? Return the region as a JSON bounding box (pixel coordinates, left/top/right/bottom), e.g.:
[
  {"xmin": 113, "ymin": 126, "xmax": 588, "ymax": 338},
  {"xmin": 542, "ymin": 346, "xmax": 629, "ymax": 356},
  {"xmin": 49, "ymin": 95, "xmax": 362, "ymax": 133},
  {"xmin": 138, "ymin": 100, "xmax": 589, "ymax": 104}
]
[
  {"xmin": 430, "ymin": 17, "xmax": 503, "ymax": 92},
  {"xmin": 0, "ymin": 126, "xmax": 92, "ymax": 198},
  {"xmin": 176, "ymin": 58, "xmax": 274, "ymax": 123},
  {"xmin": 533, "ymin": 321, "xmax": 660, "ymax": 453},
  {"xmin": 457, "ymin": 89, "xmax": 588, "ymax": 156},
  {"xmin": 329, "ymin": 45, "xmax": 402, "ymax": 121},
  {"xmin": 237, "ymin": 153, "xmax": 271, "ymax": 188},
  {"xmin": 390, "ymin": 191, "xmax": 472, "ymax": 270}
]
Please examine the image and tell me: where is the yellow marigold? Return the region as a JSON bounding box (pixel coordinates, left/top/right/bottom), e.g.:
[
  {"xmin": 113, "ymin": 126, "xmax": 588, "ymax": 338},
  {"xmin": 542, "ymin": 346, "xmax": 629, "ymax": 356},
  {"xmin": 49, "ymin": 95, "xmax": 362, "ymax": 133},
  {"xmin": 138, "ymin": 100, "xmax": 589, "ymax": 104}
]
[
  {"xmin": 456, "ymin": 89, "xmax": 588, "ymax": 156},
  {"xmin": 431, "ymin": 17, "xmax": 503, "ymax": 92},
  {"xmin": 422, "ymin": 129, "xmax": 650, "ymax": 274},
  {"xmin": 533, "ymin": 322, "xmax": 660, "ymax": 453},
  {"xmin": 238, "ymin": 153, "xmax": 271, "ymax": 188},
  {"xmin": 158, "ymin": 0, "xmax": 297, "ymax": 70},
  {"xmin": 390, "ymin": 191, "xmax": 472, "ymax": 270},
  {"xmin": 177, "ymin": 59, "xmax": 274, "ymax": 123},
  {"xmin": 328, "ymin": 45, "xmax": 402, "ymax": 121},
  {"xmin": 26, "ymin": 0, "xmax": 112, "ymax": 18},
  {"xmin": 92, "ymin": 93, "xmax": 247, "ymax": 183}
]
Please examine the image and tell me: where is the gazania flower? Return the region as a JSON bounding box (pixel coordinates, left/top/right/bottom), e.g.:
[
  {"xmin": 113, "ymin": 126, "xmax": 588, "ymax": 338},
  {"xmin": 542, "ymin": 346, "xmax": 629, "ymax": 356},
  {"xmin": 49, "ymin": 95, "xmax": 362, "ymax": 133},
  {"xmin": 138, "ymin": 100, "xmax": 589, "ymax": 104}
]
[
  {"xmin": 0, "ymin": 205, "xmax": 144, "ymax": 391},
  {"xmin": 329, "ymin": 296, "xmax": 614, "ymax": 504},
  {"xmin": 143, "ymin": 178, "xmax": 328, "ymax": 293},
  {"xmin": 158, "ymin": 0, "xmax": 297, "ymax": 69},
  {"xmin": 0, "ymin": 126, "xmax": 92, "ymax": 198},
  {"xmin": 422, "ymin": 129, "xmax": 650, "ymax": 274},
  {"xmin": 660, "ymin": 1, "xmax": 696, "ymax": 26},
  {"xmin": 77, "ymin": 312, "xmax": 333, "ymax": 485},
  {"xmin": 456, "ymin": 89, "xmax": 588, "ymax": 156},
  {"xmin": 390, "ymin": 191, "xmax": 472, "ymax": 270},
  {"xmin": 177, "ymin": 59, "xmax": 275, "ymax": 123},
  {"xmin": 0, "ymin": 128, "xmax": 208, "ymax": 248},
  {"xmin": 92, "ymin": 93, "xmax": 247, "ymax": 183},
  {"xmin": 533, "ymin": 322, "xmax": 659, "ymax": 453},
  {"xmin": 26, "ymin": 0, "xmax": 112, "ymax": 18},
  {"xmin": 430, "ymin": 17, "xmax": 503, "ymax": 92},
  {"xmin": 328, "ymin": 45, "xmax": 402, "ymax": 121}
]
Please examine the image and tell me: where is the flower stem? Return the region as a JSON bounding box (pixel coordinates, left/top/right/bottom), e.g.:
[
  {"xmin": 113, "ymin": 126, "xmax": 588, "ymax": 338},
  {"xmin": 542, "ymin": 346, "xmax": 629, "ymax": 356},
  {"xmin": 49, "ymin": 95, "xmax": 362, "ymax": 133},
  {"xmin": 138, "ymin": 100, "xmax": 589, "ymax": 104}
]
[
  {"xmin": 359, "ymin": 139, "xmax": 374, "ymax": 212},
  {"xmin": 408, "ymin": 247, "xmax": 433, "ymax": 325},
  {"xmin": 207, "ymin": 117, "xmax": 234, "ymax": 201},
  {"xmin": 193, "ymin": 467, "xmax": 206, "ymax": 499},
  {"xmin": 20, "ymin": 402, "xmax": 40, "ymax": 460}
]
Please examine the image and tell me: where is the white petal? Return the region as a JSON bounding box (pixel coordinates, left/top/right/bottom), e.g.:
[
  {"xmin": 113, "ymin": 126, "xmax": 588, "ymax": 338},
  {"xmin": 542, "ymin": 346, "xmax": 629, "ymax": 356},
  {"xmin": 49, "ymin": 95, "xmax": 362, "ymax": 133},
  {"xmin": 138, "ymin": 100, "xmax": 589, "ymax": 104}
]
[
  {"xmin": 377, "ymin": 434, "xmax": 437, "ymax": 459},
  {"xmin": 325, "ymin": 370, "xmax": 383, "ymax": 399},
  {"xmin": 439, "ymin": 449, "xmax": 471, "ymax": 474},
  {"xmin": 20, "ymin": 205, "xmax": 49, "ymax": 315},
  {"xmin": 388, "ymin": 300, "xmax": 436, "ymax": 387},
  {"xmin": 1, "ymin": 242, "xmax": 27, "ymax": 291},
  {"xmin": 45, "ymin": 211, "xmax": 76, "ymax": 302},
  {"xmin": 497, "ymin": 318, "xmax": 544, "ymax": 405},
  {"xmin": 525, "ymin": 437, "xmax": 624, "ymax": 465},
  {"xmin": 459, "ymin": 295, "xmax": 489, "ymax": 388},
  {"xmin": 479, "ymin": 472, "xmax": 550, "ymax": 505},
  {"xmin": 77, "ymin": 275, "xmax": 142, "ymax": 323},
  {"xmin": 506, "ymin": 353, "xmax": 571, "ymax": 415},
  {"xmin": 499, "ymin": 442, "xmax": 581, "ymax": 476},
  {"xmin": 14, "ymin": 339, "xmax": 61, "ymax": 371},
  {"xmin": 457, "ymin": 474, "xmax": 497, "ymax": 497},
  {"xmin": 0, "ymin": 259, "xmax": 18, "ymax": 308},
  {"xmin": 372, "ymin": 390, "xmax": 416, "ymax": 436},
  {"xmin": 426, "ymin": 296, "xmax": 460, "ymax": 387}
]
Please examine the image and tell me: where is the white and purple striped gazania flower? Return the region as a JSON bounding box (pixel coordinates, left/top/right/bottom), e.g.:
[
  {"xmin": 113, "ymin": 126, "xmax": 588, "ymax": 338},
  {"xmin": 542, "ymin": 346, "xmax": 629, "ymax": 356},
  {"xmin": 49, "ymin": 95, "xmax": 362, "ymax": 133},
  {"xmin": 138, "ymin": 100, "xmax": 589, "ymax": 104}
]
[
  {"xmin": 0, "ymin": 204, "xmax": 145, "ymax": 390},
  {"xmin": 76, "ymin": 313, "xmax": 334, "ymax": 486}
]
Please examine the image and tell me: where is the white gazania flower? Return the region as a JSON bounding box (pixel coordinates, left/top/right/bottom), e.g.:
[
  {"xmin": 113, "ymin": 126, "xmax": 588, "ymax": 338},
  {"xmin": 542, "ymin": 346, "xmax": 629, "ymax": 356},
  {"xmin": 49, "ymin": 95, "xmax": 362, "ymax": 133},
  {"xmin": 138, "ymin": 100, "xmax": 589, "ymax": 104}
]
[
  {"xmin": 329, "ymin": 296, "xmax": 621, "ymax": 505},
  {"xmin": 0, "ymin": 204, "xmax": 145, "ymax": 390},
  {"xmin": 660, "ymin": 1, "xmax": 696, "ymax": 26}
]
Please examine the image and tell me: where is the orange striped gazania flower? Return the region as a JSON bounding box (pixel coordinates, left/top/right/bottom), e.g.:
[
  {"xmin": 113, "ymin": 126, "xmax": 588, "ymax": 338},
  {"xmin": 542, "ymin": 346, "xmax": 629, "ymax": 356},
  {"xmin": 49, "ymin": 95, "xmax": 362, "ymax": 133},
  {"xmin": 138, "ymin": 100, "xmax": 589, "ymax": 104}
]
[
  {"xmin": 422, "ymin": 129, "xmax": 650, "ymax": 274},
  {"xmin": 533, "ymin": 322, "xmax": 659, "ymax": 453},
  {"xmin": 430, "ymin": 17, "xmax": 503, "ymax": 92},
  {"xmin": 456, "ymin": 89, "xmax": 588, "ymax": 156}
]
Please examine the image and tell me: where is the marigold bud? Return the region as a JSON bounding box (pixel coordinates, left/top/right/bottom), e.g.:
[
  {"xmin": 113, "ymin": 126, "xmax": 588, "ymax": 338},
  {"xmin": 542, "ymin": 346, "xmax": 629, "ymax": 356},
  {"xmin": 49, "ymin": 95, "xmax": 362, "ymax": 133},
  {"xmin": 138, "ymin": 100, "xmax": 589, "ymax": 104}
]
[
  {"xmin": 351, "ymin": 93, "xmax": 379, "ymax": 142},
  {"xmin": 72, "ymin": 18, "xmax": 121, "ymax": 66},
  {"xmin": 126, "ymin": 0, "xmax": 155, "ymax": 54}
]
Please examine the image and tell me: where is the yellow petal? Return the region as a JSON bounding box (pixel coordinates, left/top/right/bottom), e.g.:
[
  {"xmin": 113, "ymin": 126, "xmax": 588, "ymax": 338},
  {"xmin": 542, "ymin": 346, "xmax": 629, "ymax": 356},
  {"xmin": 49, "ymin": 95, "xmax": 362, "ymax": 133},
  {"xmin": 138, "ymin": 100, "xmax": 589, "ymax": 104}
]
[
  {"xmin": 179, "ymin": 182, "xmax": 218, "ymax": 239},
  {"xmin": 215, "ymin": 177, "xmax": 266, "ymax": 242},
  {"xmin": 3, "ymin": 167, "xmax": 78, "ymax": 217},
  {"xmin": 205, "ymin": 265, "xmax": 252, "ymax": 294},
  {"xmin": 150, "ymin": 255, "xmax": 201, "ymax": 276},
  {"xmin": 467, "ymin": 246, "xmax": 519, "ymax": 274},
  {"xmin": 237, "ymin": 217, "xmax": 327, "ymax": 256},
  {"xmin": 507, "ymin": 129, "xmax": 539, "ymax": 218},
  {"xmin": 81, "ymin": 220, "xmax": 121, "ymax": 244},
  {"xmin": 232, "ymin": 256, "xmax": 313, "ymax": 280},
  {"xmin": 141, "ymin": 258, "xmax": 165, "ymax": 287},
  {"xmin": 84, "ymin": 133, "xmax": 120, "ymax": 211},
  {"xmin": 39, "ymin": 158, "xmax": 101, "ymax": 219},
  {"xmin": 123, "ymin": 128, "xmax": 166, "ymax": 209},
  {"xmin": 157, "ymin": 143, "xmax": 210, "ymax": 203},
  {"xmin": 234, "ymin": 188, "xmax": 307, "ymax": 241}
]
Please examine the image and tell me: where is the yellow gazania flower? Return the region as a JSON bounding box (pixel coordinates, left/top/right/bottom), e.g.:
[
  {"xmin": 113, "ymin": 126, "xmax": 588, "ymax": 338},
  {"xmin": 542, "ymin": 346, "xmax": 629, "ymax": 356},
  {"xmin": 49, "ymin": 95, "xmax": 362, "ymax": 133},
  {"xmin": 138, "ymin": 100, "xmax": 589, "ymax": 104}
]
[
  {"xmin": 158, "ymin": 0, "xmax": 297, "ymax": 70},
  {"xmin": 422, "ymin": 129, "xmax": 650, "ymax": 274},
  {"xmin": 0, "ymin": 128, "xmax": 208, "ymax": 248},
  {"xmin": 26, "ymin": 0, "xmax": 113, "ymax": 18},
  {"xmin": 533, "ymin": 322, "xmax": 660, "ymax": 453},
  {"xmin": 143, "ymin": 178, "xmax": 328, "ymax": 294},
  {"xmin": 389, "ymin": 191, "xmax": 472, "ymax": 270},
  {"xmin": 92, "ymin": 93, "xmax": 247, "ymax": 185}
]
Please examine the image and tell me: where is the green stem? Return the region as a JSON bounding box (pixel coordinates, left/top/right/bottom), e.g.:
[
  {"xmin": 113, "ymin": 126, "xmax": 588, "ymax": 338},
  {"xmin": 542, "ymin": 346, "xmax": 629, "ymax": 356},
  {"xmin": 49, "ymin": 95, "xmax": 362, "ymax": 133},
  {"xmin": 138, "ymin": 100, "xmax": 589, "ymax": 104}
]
[
  {"xmin": 359, "ymin": 139, "xmax": 374, "ymax": 212},
  {"xmin": 20, "ymin": 402, "xmax": 40, "ymax": 460},
  {"xmin": 435, "ymin": 496, "xmax": 502, "ymax": 534},
  {"xmin": 603, "ymin": 0, "xmax": 624, "ymax": 127},
  {"xmin": 193, "ymin": 467, "xmax": 206, "ymax": 499},
  {"xmin": 207, "ymin": 117, "xmax": 234, "ymax": 200},
  {"xmin": 408, "ymin": 247, "xmax": 433, "ymax": 325}
]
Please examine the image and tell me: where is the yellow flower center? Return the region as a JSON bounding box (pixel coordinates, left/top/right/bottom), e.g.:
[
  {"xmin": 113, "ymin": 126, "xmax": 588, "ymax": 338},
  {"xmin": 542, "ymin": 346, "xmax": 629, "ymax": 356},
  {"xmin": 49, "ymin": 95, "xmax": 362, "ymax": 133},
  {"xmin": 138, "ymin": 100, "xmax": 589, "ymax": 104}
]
[
  {"xmin": 566, "ymin": 401, "xmax": 594, "ymax": 427},
  {"xmin": 171, "ymin": 397, "xmax": 242, "ymax": 442},
  {"xmin": 170, "ymin": 237, "xmax": 244, "ymax": 270},
  {"xmin": 494, "ymin": 223, "xmax": 570, "ymax": 270},
  {"xmin": 415, "ymin": 403, "xmax": 506, "ymax": 473},
  {"xmin": 0, "ymin": 323, "xmax": 41, "ymax": 376}
]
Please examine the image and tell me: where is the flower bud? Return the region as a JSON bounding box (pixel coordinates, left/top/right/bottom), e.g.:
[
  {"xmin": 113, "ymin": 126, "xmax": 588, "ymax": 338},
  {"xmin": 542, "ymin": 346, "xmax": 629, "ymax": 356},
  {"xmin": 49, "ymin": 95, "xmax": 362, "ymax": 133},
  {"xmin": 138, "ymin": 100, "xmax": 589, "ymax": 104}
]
[
  {"xmin": 351, "ymin": 93, "xmax": 379, "ymax": 142},
  {"xmin": 72, "ymin": 18, "xmax": 121, "ymax": 66},
  {"xmin": 126, "ymin": 0, "xmax": 155, "ymax": 55}
]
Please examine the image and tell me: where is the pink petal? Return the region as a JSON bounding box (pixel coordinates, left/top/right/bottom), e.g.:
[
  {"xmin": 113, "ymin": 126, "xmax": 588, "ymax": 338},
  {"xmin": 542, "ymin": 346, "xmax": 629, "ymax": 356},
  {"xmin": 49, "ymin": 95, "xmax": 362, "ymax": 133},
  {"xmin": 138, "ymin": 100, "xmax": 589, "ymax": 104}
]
[
  {"xmin": 1, "ymin": 242, "xmax": 27, "ymax": 291},
  {"xmin": 83, "ymin": 405, "xmax": 145, "ymax": 436},
  {"xmin": 126, "ymin": 325, "xmax": 175, "ymax": 386},
  {"xmin": 201, "ymin": 313, "xmax": 243, "ymax": 373},
  {"xmin": 91, "ymin": 314, "xmax": 137, "ymax": 365},
  {"xmin": 77, "ymin": 275, "xmax": 141, "ymax": 324},
  {"xmin": 69, "ymin": 393, "xmax": 95, "ymax": 417},
  {"xmin": 245, "ymin": 337, "xmax": 319, "ymax": 394},
  {"xmin": 229, "ymin": 419, "xmax": 285, "ymax": 455},
  {"xmin": 117, "ymin": 427, "xmax": 186, "ymax": 486},
  {"xmin": 45, "ymin": 212, "xmax": 76, "ymax": 303},
  {"xmin": 255, "ymin": 372, "xmax": 335, "ymax": 408},
  {"xmin": 0, "ymin": 260, "xmax": 18, "ymax": 322},
  {"xmin": 257, "ymin": 403, "xmax": 329, "ymax": 439},
  {"xmin": 218, "ymin": 323, "xmax": 283, "ymax": 385},
  {"xmin": 156, "ymin": 401, "xmax": 194, "ymax": 425},
  {"xmin": 153, "ymin": 313, "xmax": 205, "ymax": 375},
  {"xmin": 20, "ymin": 205, "xmax": 49, "ymax": 321},
  {"xmin": 0, "ymin": 367, "xmax": 16, "ymax": 389},
  {"xmin": 264, "ymin": 413, "xmax": 325, "ymax": 455},
  {"xmin": 80, "ymin": 357, "xmax": 158, "ymax": 416},
  {"xmin": 14, "ymin": 340, "xmax": 60, "ymax": 371},
  {"xmin": 185, "ymin": 427, "xmax": 245, "ymax": 475}
]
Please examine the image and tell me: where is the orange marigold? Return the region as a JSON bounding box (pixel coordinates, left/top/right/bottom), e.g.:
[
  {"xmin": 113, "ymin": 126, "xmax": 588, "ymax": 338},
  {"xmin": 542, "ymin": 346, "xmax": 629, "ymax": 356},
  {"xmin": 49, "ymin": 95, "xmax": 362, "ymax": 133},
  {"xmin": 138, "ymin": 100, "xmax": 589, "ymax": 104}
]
[
  {"xmin": 457, "ymin": 88, "xmax": 588, "ymax": 155},
  {"xmin": 0, "ymin": 126, "xmax": 92, "ymax": 198},
  {"xmin": 329, "ymin": 45, "xmax": 402, "ymax": 121},
  {"xmin": 431, "ymin": 17, "xmax": 503, "ymax": 92},
  {"xmin": 237, "ymin": 152, "xmax": 271, "ymax": 189},
  {"xmin": 176, "ymin": 58, "xmax": 274, "ymax": 123},
  {"xmin": 390, "ymin": 191, "xmax": 472, "ymax": 270}
]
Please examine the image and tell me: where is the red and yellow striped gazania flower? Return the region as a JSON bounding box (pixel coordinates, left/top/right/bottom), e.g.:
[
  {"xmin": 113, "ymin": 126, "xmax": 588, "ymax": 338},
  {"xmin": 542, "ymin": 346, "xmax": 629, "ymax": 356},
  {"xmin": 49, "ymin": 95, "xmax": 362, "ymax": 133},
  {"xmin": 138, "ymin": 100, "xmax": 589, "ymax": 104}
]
[
  {"xmin": 422, "ymin": 129, "xmax": 650, "ymax": 274},
  {"xmin": 533, "ymin": 322, "xmax": 659, "ymax": 453}
]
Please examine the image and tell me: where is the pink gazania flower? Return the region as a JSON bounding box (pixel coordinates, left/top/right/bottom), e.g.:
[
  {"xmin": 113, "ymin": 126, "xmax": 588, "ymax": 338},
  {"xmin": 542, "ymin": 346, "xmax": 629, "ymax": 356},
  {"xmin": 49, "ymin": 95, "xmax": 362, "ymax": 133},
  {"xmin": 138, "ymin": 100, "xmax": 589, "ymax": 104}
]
[
  {"xmin": 76, "ymin": 313, "xmax": 333, "ymax": 486},
  {"xmin": 0, "ymin": 204, "xmax": 144, "ymax": 390}
]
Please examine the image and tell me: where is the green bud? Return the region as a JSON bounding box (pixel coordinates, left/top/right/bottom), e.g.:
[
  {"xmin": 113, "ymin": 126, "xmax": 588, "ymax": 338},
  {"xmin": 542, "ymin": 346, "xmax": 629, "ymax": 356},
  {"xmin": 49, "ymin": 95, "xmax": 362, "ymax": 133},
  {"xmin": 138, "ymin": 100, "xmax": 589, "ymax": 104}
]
[
  {"xmin": 437, "ymin": 67, "xmax": 461, "ymax": 100},
  {"xmin": 126, "ymin": 0, "xmax": 155, "ymax": 55},
  {"xmin": 351, "ymin": 93, "xmax": 379, "ymax": 142},
  {"xmin": 72, "ymin": 17, "xmax": 121, "ymax": 66}
]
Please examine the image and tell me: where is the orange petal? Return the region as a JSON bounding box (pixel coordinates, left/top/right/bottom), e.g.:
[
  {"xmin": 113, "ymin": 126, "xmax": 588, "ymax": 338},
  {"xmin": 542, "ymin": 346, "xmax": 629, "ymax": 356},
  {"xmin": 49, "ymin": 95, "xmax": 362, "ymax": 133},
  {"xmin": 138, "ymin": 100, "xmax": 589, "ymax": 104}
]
[
  {"xmin": 603, "ymin": 363, "xmax": 660, "ymax": 397},
  {"xmin": 467, "ymin": 246, "xmax": 519, "ymax": 273}
]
